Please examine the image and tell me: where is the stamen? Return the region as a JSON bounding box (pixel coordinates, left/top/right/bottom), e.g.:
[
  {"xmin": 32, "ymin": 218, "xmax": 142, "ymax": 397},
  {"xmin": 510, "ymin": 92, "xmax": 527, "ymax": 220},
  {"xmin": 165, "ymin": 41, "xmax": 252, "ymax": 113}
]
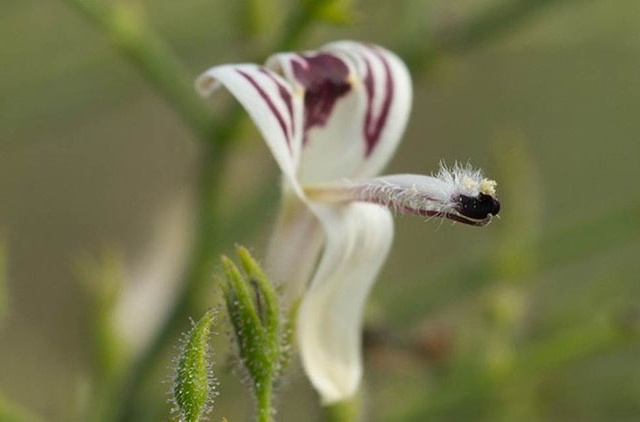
[{"xmin": 305, "ymin": 163, "xmax": 500, "ymax": 226}]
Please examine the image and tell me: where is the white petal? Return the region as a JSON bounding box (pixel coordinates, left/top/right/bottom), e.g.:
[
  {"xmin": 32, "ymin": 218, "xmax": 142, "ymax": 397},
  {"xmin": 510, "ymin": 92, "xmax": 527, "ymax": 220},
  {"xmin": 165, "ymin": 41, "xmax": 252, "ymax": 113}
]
[
  {"xmin": 297, "ymin": 202, "xmax": 394, "ymax": 404},
  {"xmin": 265, "ymin": 194, "xmax": 324, "ymax": 305},
  {"xmin": 195, "ymin": 64, "xmax": 304, "ymax": 194},
  {"xmin": 266, "ymin": 42, "xmax": 412, "ymax": 184}
]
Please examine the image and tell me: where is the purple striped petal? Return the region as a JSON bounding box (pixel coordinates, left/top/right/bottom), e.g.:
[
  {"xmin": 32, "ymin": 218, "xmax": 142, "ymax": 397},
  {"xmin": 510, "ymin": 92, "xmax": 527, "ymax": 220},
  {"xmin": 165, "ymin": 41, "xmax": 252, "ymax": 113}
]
[
  {"xmin": 290, "ymin": 53, "xmax": 352, "ymax": 143},
  {"xmin": 195, "ymin": 64, "xmax": 304, "ymax": 194},
  {"xmin": 266, "ymin": 41, "xmax": 412, "ymax": 184}
]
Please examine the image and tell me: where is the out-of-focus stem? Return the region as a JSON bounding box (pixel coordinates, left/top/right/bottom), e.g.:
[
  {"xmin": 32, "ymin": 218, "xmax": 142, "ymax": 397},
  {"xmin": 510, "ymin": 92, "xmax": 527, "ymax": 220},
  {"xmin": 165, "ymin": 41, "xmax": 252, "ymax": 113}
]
[
  {"xmin": 65, "ymin": 0, "xmax": 220, "ymax": 143},
  {"xmin": 61, "ymin": 1, "xmax": 235, "ymax": 420},
  {"xmin": 404, "ymin": 0, "xmax": 576, "ymax": 72},
  {"xmin": 274, "ymin": 0, "xmax": 333, "ymax": 51},
  {"xmin": 256, "ymin": 382, "xmax": 274, "ymax": 422},
  {"xmin": 63, "ymin": 0, "xmax": 337, "ymax": 420},
  {"xmin": 115, "ymin": 141, "xmax": 229, "ymax": 421},
  {"xmin": 0, "ymin": 394, "xmax": 44, "ymax": 422},
  {"xmin": 422, "ymin": 315, "xmax": 635, "ymax": 418},
  {"xmin": 324, "ymin": 397, "xmax": 360, "ymax": 422}
]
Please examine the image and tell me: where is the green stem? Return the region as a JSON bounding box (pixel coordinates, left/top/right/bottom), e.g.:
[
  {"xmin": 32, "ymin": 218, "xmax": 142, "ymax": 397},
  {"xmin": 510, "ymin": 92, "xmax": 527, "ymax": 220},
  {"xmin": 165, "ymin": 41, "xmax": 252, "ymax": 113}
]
[
  {"xmin": 436, "ymin": 0, "xmax": 576, "ymax": 53},
  {"xmin": 60, "ymin": 1, "xmax": 239, "ymax": 419},
  {"xmin": 404, "ymin": 0, "xmax": 576, "ymax": 72},
  {"xmin": 256, "ymin": 382, "xmax": 274, "ymax": 422},
  {"xmin": 274, "ymin": 0, "xmax": 332, "ymax": 51},
  {"xmin": 64, "ymin": 0, "xmax": 219, "ymax": 143},
  {"xmin": 110, "ymin": 2, "xmax": 338, "ymax": 417},
  {"xmin": 324, "ymin": 397, "xmax": 359, "ymax": 422},
  {"xmin": 115, "ymin": 141, "xmax": 229, "ymax": 421}
]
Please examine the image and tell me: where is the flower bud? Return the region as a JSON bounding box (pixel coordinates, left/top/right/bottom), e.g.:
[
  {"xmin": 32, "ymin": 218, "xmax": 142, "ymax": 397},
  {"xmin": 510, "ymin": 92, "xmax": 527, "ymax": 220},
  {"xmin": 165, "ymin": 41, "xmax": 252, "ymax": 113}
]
[
  {"xmin": 170, "ymin": 310, "xmax": 218, "ymax": 422},
  {"xmin": 219, "ymin": 246, "xmax": 287, "ymax": 417}
]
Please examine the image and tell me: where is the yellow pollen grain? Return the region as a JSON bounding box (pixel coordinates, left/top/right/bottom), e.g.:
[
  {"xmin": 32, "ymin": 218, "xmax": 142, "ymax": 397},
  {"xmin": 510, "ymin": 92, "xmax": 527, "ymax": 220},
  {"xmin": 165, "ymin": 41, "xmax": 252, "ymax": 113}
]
[{"xmin": 480, "ymin": 179, "xmax": 497, "ymax": 196}]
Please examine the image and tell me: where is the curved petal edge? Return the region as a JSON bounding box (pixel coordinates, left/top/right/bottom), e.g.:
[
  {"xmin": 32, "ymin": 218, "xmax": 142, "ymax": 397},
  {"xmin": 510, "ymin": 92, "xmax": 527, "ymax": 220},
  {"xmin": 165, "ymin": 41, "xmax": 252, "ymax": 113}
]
[
  {"xmin": 297, "ymin": 202, "xmax": 394, "ymax": 404},
  {"xmin": 196, "ymin": 64, "xmax": 304, "ymax": 193}
]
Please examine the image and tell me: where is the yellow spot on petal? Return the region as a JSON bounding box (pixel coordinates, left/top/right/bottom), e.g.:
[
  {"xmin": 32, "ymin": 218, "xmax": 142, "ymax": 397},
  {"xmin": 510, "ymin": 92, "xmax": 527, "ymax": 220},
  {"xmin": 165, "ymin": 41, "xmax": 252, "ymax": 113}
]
[{"xmin": 294, "ymin": 85, "xmax": 305, "ymax": 97}]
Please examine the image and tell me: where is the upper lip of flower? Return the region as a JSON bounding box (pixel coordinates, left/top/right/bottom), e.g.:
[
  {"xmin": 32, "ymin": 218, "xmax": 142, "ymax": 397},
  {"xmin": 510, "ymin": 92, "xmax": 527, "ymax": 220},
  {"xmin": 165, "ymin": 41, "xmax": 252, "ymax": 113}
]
[{"xmin": 195, "ymin": 40, "xmax": 499, "ymax": 404}]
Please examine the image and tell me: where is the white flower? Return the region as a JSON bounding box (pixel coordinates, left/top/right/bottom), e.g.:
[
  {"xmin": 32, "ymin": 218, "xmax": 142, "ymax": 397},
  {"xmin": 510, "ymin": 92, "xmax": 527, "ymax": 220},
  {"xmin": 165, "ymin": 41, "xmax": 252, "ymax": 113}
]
[{"xmin": 196, "ymin": 41, "xmax": 499, "ymax": 404}]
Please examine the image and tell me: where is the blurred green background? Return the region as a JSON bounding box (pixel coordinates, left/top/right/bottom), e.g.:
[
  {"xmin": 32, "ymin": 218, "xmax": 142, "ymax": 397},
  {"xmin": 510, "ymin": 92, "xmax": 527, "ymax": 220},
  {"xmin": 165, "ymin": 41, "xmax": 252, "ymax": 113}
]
[{"xmin": 1, "ymin": 0, "xmax": 639, "ymax": 420}]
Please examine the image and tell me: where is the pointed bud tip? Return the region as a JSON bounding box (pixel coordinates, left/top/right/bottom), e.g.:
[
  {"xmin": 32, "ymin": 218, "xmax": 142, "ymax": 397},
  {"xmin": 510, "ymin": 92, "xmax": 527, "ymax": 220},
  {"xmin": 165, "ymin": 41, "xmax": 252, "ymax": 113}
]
[{"xmin": 218, "ymin": 246, "xmax": 289, "ymax": 397}]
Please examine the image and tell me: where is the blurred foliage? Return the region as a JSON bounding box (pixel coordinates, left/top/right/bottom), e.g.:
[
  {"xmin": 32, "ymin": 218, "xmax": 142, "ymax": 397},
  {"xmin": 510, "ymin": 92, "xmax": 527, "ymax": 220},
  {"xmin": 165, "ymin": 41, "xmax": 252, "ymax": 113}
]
[
  {"xmin": 0, "ymin": 238, "xmax": 6, "ymax": 328},
  {"xmin": 0, "ymin": 0, "xmax": 639, "ymax": 421},
  {"xmin": 75, "ymin": 250, "xmax": 127, "ymax": 421}
]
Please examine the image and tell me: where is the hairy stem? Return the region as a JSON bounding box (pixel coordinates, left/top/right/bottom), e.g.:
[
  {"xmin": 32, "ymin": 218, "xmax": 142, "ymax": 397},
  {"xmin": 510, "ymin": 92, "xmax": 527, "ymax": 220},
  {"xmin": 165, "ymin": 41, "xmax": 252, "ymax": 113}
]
[{"xmin": 256, "ymin": 382, "xmax": 274, "ymax": 422}]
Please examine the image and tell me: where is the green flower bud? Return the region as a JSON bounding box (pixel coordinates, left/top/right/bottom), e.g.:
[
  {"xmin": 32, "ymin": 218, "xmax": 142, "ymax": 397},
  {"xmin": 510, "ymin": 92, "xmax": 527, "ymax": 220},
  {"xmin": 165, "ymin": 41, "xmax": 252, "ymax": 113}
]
[
  {"xmin": 219, "ymin": 246, "xmax": 288, "ymax": 422},
  {"xmin": 170, "ymin": 310, "xmax": 218, "ymax": 422}
]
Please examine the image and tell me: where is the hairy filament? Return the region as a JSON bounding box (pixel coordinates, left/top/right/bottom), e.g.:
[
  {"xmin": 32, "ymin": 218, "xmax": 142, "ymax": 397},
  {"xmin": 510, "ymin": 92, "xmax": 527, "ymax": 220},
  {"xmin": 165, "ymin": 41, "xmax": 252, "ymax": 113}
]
[{"xmin": 305, "ymin": 163, "xmax": 500, "ymax": 226}]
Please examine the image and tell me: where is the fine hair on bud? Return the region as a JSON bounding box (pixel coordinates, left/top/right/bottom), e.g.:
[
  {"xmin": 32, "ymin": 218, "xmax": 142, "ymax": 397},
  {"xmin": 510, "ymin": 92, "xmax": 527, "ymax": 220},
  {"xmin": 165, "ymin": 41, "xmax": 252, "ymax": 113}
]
[
  {"xmin": 169, "ymin": 309, "xmax": 220, "ymax": 422},
  {"xmin": 219, "ymin": 246, "xmax": 291, "ymax": 422}
]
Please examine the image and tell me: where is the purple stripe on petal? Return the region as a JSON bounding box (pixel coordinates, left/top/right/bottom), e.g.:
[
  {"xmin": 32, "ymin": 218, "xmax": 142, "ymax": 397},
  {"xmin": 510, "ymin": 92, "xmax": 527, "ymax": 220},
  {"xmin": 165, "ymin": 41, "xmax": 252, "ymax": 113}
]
[
  {"xmin": 259, "ymin": 68, "xmax": 296, "ymax": 139},
  {"xmin": 292, "ymin": 53, "xmax": 351, "ymax": 143},
  {"xmin": 237, "ymin": 69, "xmax": 292, "ymax": 151},
  {"xmin": 362, "ymin": 49, "xmax": 394, "ymax": 157},
  {"xmin": 362, "ymin": 58, "xmax": 375, "ymax": 153}
]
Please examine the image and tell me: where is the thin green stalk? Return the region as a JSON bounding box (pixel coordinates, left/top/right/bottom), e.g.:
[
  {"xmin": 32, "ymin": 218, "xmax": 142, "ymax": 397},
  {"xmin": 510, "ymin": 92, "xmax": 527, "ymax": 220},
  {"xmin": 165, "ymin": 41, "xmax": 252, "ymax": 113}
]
[
  {"xmin": 64, "ymin": 0, "xmax": 219, "ymax": 143},
  {"xmin": 436, "ymin": 0, "xmax": 577, "ymax": 53},
  {"xmin": 275, "ymin": 0, "xmax": 333, "ymax": 51},
  {"xmin": 404, "ymin": 0, "xmax": 577, "ymax": 72},
  {"xmin": 324, "ymin": 397, "xmax": 359, "ymax": 422},
  {"xmin": 115, "ymin": 141, "xmax": 228, "ymax": 421},
  {"xmin": 111, "ymin": 2, "xmax": 340, "ymax": 418},
  {"xmin": 256, "ymin": 382, "xmax": 274, "ymax": 422},
  {"xmin": 60, "ymin": 1, "xmax": 236, "ymax": 419}
]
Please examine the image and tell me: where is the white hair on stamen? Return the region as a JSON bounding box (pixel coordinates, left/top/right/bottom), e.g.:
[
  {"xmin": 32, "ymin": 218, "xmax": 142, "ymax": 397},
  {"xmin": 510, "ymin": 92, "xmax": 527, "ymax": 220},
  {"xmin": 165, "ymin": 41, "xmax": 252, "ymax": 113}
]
[
  {"xmin": 435, "ymin": 161, "xmax": 497, "ymax": 198},
  {"xmin": 304, "ymin": 161, "xmax": 498, "ymax": 226},
  {"xmin": 339, "ymin": 162, "xmax": 495, "ymax": 214}
]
